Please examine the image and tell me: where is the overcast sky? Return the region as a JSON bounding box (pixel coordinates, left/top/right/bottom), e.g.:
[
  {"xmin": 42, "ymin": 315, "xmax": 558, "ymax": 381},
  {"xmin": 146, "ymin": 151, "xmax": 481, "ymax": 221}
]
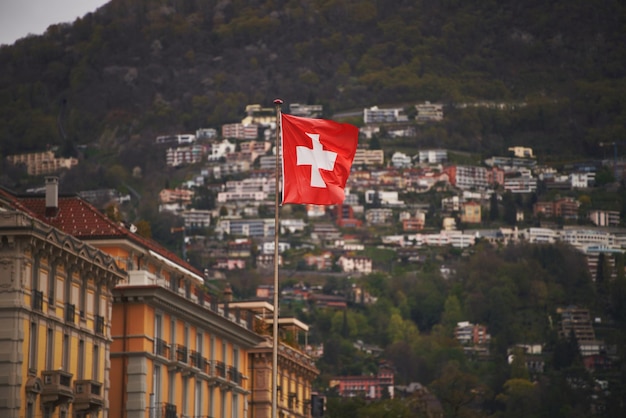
[{"xmin": 0, "ymin": 0, "xmax": 110, "ymax": 46}]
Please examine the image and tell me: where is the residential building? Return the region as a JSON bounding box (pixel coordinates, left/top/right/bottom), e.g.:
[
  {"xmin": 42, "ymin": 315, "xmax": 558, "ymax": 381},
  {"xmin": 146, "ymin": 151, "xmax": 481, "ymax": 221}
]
[
  {"xmin": 182, "ymin": 209, "xmax": 212, "ymax": 229},
  {"xmin": 363, "ymin": 106, "xmax": 408, "ymax": 124},
  {"xmin": 156, "ymin": 134, "xmax": 196, "ymax": 145},
  {"xmin": 533, "ymin": 197, "xmax": 580, "ymax": 220},
  {"xmin": 353, "ymin": 149, "xmax": 384, "ymax": 167},
  {"xmin": 460, "ymin": 201, "xmax": 482, "ymax": 224},
  {"xmin": 415, "ymin": 101, "xmax": 444, "ymax": 122},
  {"xmin": 166, "ymin": 144, "xmax": 206, "ymax": 167},
  {"xmin": 365, "ymin": 208, "xmax": 394, "ymax": 225},
  {"xmin": 570, "ymin": 172, "xmax": 595, "ymax": 189},
  {"xmin": 208, "ymin": 139, "xmax": 236, "ymax": 161},
  {"xmin": 6, "ymin": 150, "xmax": 78, "ymax": 176},
  {"xmin": 445, "ymin": 165, "xmax": 489, "ymax": 190},
  {"xmin": 337, "ymin": 255, "xmax": 373, "ymax": 274},
  {"xmin": 391, "ymin": 152, "xmax": 412, "ymax": 168},
  {"xmin": 4, "ymin": 178, "xmax": 319, "ymax": 418},
  {"xmin": 196, "ymin": 128, "xmax": 217, "ymax": 140},
  {"xmin": 507, "ymin": 146, "xmax": 534, "ymax": 158},
  {"xmin": 454, "ymin": 321, "xmax": 491, "ymax": 346},
  {"xmin": 557, "ymin": 306, "xmax": 604, "ymax": 356},
  {"xmin": 418, "ymin": 149, "xmax": 447, "ymax": 164},
  {"xmin": 525, "ymin": 227, "xmax": 558, "ymax": 243},
  {"xmin": 589, "ymin": 210, "xmax": 620, "ymax": 227},
  {"xmin": 159, "ymin": 188, "xmax": 194, "ymax": 213},
  {"xmin": 304, "ymin": 251, "xmax": 334, "ymax": 271},
  {"xmin": 216, "ymin": 218, "xmax": 275, "ymax": 238},
  {"xmin": 330, "ymin": 363, "xmax": 394, "ymax": 399},
  {"xmin": 504, "ymin": 173, "xmax": 537, "ymax": 193},
  {"xmin": 402, "ymin": 213, "xmax": 426, "ymax": 231},
  {"xmin": 243, "ymin": 309, "xmax": 319, "ymax": 418},
  {"xmin": 221, "ymin": 123, "xmax": 259, "ymax": 140},
  {"xmin": 0, "ymin": 202, "xmax": 126, "ymax": 418},
  {"xmin": 289, "ymin": 103, "xmax": 323, "ymax": 118},
  {"xmin": 365, "ymin": 191, "xmax": 403, "ymax": 206},
  {"xmin": 241, "ymin": 104, "xmax": 276, "ymax": 126}
]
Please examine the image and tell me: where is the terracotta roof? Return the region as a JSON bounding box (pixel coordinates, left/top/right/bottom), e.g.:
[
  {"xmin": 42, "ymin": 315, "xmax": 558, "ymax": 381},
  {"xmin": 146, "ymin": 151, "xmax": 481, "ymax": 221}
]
[{"xmin": 0, "ymin": 187, "xmax": 203, "ymax": 278}]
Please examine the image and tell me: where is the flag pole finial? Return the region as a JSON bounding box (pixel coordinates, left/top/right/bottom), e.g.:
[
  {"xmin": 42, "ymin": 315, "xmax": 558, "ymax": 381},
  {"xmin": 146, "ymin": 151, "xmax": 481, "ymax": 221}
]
[{"xmin": 274, "ymin": 98, "xmax": 283, "ymax": 105}]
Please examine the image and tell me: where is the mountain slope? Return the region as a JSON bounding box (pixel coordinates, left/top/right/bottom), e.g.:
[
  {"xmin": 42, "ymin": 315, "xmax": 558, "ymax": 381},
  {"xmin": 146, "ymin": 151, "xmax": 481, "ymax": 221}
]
[{"xmin": 0, "ymin": 0, "xmax": 625, "ymax": 162}]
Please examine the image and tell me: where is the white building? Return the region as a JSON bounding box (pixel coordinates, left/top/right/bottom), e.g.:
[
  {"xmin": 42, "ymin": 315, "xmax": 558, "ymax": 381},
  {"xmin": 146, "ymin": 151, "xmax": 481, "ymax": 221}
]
[
  {"xmin": 391, "ymin": 152, "xmax": 413, "ymax": 168},
  {"xmin": 166, "ymin": 144, "xmax": 206, "ymax": 167},
  {"xmin": 570, "ymin": 172, "xmax": 595, "ymax": 189},
  {"xmin": 418, "ymin": 149, "xmax": 448, "ymax": 164},
  {"xmin": 525, "ymin": 227, "xmax": 558, "ymax": 243},
  {"xmin": 208, "ymin": 139, "xmax": 236, "ymax": 161},
  {"xmin": 182, "ymin": 209, "xmax": 212, "ymax": 229},
  {"xmin": 589, "ymin": 210, "xmax": 620, "ymax": 227},
  {"xmin": 363, "ymin": 106, "xmax": 408, "ymax": 124},
  {"xmin": 415, "ymin": 101, "xmax": 444, "ymax": 122},
  {"xmin": 337, "ymin": 255, "xmax": 373, "ymax": 274},
  {"xmin": 365, "ymin": 190, "xmax": 403, "ymax": 206},
  {"xmin": 504, "ymin": 173, "xmax": 538, "ymax": 193}
]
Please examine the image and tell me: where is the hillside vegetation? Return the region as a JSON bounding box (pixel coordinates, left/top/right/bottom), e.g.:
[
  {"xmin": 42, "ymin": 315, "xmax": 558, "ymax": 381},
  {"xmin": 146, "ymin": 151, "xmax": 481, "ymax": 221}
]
[{"xmin": 1, "ymin": 0, "xmax": 625, "ymax": 171}]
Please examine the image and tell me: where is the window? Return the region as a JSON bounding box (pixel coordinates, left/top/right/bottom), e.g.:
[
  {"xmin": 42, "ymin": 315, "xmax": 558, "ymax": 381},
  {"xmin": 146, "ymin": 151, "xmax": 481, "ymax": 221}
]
[
  {"xmin": 182, "ymin": 377, "xmax": 189, "ymax": 417},
  {"xmin": 28, "ymin": 322, "xmax": 37, "ymax": 371},
  {"xmin": 233, "ymin": 393, "xmax": 239, "ymax": 418},
  {"xmin": 48, "ymin": 265, "xmax": 55, "ymax": 305},
  {"xmin": 92, "ymin": 345, "xmax": 99, "ymax": 380},
  {"xmin": 62, "ymin": 334, "xmax": 69, "ymax": 371},
  {"xmin": 79, "ymin": 275, "xmax": 87, "ymax": 319},
  {"xmin": 195, "ymin": 379, "xmax": 202, "ymax": 417},
  {"xmin": 78, "ymin": 340, "xmax": 84, "ymax": 379},
  {"xmin": 46, "ymin": 328, "xmax": 53, "ymax": 369},
  {"xmin": 153, "ymin": 365, "xmax": 162, "ymax": 406}
]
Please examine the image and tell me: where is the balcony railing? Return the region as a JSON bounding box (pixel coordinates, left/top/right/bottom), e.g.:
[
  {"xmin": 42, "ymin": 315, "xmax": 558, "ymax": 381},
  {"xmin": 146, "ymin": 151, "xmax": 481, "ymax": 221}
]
[
  {"xmin": 154, "ymin": 338, "xmax": 170, "ymax": 358},
  {"xmin": 41, "ymin": 370, "xmax": 74, "ymax": 405},
  {"xmin": 95, "ymin": 315, "xmax": 105, "ymax": 335},
  {"xmin": 228, "ymin": 366, "xmax": 243, "ymax": 386},
  {"xmin": 65, "ymin": 303, "xmax": 76, "ymax": 324},
  {"xmin": 74, "ymin": 380, "xmax": 103, "ymax": 411},
  {"xmin": 214, "ymin": 361, "xmax": 226, "ymax": 378},
  {"xmin": 32, "ymin": 290, "xmax": 43, "ymax": 311},
  {"xmin": 175, "ymin": 345, "xmax": 188, "ymax": 363},
  {"xmin": 190, "ymin": 351, "xmax": 205, "ymax": 370}
]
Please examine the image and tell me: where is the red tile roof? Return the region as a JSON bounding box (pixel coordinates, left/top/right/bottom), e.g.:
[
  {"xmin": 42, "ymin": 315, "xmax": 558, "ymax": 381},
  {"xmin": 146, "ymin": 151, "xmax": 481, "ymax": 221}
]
[{"xmin": 0, "ymin": 187, "xmax": 203, "ymax": 278}]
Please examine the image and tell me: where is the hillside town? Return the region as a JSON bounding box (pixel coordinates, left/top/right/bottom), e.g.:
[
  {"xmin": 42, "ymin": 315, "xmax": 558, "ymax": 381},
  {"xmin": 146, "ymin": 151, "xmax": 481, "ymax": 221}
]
[{"xmin": 2, "ymin": 101, "xmax": 624, "ymax": 417}]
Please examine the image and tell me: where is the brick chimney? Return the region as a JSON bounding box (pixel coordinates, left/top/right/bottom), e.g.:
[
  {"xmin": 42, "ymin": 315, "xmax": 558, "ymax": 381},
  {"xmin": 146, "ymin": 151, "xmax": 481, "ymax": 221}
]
[{"xmin": 45, "ymin": 176, "xmax": 59, "ymax": 218}]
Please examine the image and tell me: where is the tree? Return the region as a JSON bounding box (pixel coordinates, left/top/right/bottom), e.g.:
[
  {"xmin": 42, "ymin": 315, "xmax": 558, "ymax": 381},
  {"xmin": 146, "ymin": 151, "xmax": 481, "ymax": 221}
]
[
  {"xmin": 496, "ymin": 378, "xmax": 539, "ymax": 418},
  {"xmin": 429, "ymin": 361, "xmax": 488, "ymax": 418}
]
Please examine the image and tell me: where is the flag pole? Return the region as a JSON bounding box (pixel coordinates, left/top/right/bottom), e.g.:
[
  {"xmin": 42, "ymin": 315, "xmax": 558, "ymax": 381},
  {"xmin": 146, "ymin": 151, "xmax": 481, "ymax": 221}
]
[{"xmin": 272, "ymin": 98, "xmax": 283, "ymax": 418}]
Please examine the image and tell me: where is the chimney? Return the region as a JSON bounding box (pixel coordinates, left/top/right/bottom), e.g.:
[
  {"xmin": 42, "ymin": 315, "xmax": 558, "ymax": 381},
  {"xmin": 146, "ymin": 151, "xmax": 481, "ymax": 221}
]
[
  {"xmin": 223, "ymin": 283, "xmax": 233, "ymax": 302},
  {"xmin": 45, "ymin": 176, "xmax": 59, "ymax": 217}
]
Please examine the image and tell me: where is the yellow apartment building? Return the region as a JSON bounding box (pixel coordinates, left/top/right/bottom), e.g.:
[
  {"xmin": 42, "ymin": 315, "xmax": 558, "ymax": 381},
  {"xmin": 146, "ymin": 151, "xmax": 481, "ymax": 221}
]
[
  {"xmin": 0, "ymin": 207, "xmax": 126, "ymax": 418},
  {"xmin": 3, "ymin": 178, "xmax": 319, "ymax": 418}
]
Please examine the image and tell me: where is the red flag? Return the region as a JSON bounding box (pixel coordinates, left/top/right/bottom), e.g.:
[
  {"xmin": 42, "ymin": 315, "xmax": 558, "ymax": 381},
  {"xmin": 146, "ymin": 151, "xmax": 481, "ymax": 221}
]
[{"xmin": 281, "ymin": 113, "xmax": 359, "ymax": 205}]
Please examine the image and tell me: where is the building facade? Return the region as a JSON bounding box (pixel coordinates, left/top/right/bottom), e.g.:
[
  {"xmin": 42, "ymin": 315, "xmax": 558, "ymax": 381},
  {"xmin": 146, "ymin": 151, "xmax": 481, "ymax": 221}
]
[{"xmin": 0, "ymin": 207, "xmax": 125, "ymax": 418}]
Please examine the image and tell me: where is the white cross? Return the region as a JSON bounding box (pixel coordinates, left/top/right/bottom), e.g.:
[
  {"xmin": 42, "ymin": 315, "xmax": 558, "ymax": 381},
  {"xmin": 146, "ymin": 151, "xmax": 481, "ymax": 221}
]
[{"xmin": 296, "ymin": 133, "xmax": 338, "ymax": 188}]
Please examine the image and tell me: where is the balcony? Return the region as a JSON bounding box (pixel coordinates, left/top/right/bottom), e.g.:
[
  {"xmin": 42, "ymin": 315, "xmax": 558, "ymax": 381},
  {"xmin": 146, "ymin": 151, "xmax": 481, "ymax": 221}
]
[
  {"xmin": 95, "ymin": 315, "xmax": 105, "ymax": 335},
  {"xmin": 65, "ymin": 303, "xmax": 76, "ymax": 324},
  {"xmin": 73, "ymin": 380, "xmax": 103, "ymax": 412},
  {"xmin": 32, "ymin": 290, "xmax": 43, "ymax": 311},
  {"xmin": 41, "ymin": 370, "xmax": 74, "ymax": 406},
  {"xmin": 175, "ymin": 344, "xmax": 188, "ymax": 363},
  {"xmin": 190, "ymin": 350, "xmax": 205, "ymax": 370},
  {"xmin": 229, "ymin": 366, "xmax": 244, "ymax": 386},
  {"xmin": 154, "ymin": 338, "xmax": 170, "ymax": 358}
]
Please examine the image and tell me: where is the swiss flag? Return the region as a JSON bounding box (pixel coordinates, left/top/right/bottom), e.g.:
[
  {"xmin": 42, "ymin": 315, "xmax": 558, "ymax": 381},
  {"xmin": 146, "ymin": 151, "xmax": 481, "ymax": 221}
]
[{"xmin": 281, "ymin": 113, "xmax": 359, "ymax": 205}]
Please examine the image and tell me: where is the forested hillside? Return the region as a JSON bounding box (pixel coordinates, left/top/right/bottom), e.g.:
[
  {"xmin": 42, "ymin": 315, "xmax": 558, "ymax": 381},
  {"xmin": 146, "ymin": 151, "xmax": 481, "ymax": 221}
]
[{"xmin": 1, "ymin": 0, "xmax": 625, "ymax": 170}]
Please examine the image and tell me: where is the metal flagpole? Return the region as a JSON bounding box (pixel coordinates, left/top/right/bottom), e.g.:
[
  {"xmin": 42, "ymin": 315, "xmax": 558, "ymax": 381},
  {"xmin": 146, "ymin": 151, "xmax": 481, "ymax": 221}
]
[{"xmin": 272, "ymin": 98, "xmax": 283, "ymax": 418}]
